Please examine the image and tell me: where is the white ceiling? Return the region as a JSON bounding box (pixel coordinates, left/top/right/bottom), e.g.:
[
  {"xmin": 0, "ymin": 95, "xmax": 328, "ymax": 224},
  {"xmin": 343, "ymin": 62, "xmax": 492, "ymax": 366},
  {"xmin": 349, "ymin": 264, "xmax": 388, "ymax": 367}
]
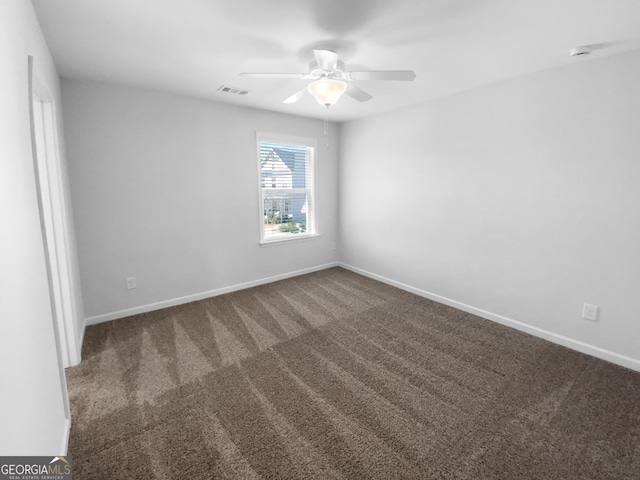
[{"xmin": 32, "ymin": 0, "xmax": 640, "ymax": 122}]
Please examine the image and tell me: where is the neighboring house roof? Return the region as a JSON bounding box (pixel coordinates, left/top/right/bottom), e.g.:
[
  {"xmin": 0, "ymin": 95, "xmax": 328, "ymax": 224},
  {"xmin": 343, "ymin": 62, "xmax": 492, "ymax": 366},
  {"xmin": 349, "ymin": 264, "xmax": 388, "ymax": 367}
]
[
  {"xmin": 261, "ymin": 149, "xmax": 291, "ymax": 172},
  {"xmin": 260, "ymin": 144, "xmax": 307, "ymax": 189},
  {"xmin": 271, "ymin": 147, "xmax": 300, "ymax": 172}
]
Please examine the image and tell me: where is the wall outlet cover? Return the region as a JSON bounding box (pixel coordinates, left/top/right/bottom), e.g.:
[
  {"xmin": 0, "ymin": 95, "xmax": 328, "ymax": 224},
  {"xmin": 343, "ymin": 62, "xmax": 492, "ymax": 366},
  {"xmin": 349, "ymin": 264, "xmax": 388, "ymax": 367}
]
[{"xmin": 582, "ymin": 303, "xmax": 599, "ymax": 322}]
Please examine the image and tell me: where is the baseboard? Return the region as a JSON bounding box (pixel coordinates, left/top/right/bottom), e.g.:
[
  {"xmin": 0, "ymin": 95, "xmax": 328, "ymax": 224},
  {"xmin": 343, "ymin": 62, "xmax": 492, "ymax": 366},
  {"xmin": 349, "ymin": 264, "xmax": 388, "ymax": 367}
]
[
  {"xmin": 60, "ymin": 418, "xmax": 70, "ymax": 456},
  {"xmin": 85, "ymin": 262, "xmax": 339, "ymax": 325},
  {"xmin": 74, "ymin": 319, "xmax": 86, "ymax": 365},
  {"xmin": 339, "ymin": 263, "xmax": 640, "ymax": 373}
]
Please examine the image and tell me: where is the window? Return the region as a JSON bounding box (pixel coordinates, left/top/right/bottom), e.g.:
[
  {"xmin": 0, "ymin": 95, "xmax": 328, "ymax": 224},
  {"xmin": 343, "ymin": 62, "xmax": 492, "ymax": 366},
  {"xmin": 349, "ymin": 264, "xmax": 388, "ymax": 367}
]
[{"xmin": 257, "ymin": 133, "xmax": 317, "ymax": 244}]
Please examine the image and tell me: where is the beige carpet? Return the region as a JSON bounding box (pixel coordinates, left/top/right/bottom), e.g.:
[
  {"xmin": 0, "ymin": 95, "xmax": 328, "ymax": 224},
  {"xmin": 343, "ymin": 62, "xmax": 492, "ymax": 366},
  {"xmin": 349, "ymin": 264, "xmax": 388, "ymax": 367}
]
[{"xmin": 66, "ymin": 267, "xmax": 640, "ymax": 479}]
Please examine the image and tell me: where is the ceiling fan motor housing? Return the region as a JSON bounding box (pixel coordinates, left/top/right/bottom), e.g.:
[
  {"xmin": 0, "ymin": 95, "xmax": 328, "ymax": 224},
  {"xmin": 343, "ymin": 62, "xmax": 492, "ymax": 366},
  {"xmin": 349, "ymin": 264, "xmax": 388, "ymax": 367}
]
[{"xmin": 309, "ymin": 59, "xmax": 347, "ymax": 79}]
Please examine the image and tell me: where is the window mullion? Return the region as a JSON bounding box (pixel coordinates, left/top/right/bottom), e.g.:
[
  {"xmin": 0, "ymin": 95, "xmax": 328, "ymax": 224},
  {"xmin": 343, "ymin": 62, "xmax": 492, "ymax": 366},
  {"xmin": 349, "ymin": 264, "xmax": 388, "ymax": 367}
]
[{"xmin": 262, "ymin": 188, "xmax": 309, "ymax": 194}]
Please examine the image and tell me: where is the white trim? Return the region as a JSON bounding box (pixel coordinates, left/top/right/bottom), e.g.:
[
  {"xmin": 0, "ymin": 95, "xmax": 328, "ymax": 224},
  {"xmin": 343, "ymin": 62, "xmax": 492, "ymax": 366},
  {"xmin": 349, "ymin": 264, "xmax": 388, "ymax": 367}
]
[
  {"xmin": 85, "ymin": 262, "xmax": 339, "ymax": 325},
  {"xmin": 60, "ymin": 418, "xmax": 71, "ymax": 455},
  {"xmin": 77, "ymin": 317, "xmax": 87, "ymax": 361},
  {"xmin": 339, "ymin": 263, "xmax": 640, "ymax": 373},
  {"xmin": 256, "ymin": 131, "xmax": 317, "ymax": 148},
  {"xmin": 31, "ymin": 72, "xmax": 81, "ymax": 368},
  {"xmin": 260, "ymin": 233, "xmax": 320, "ymax": 247},
  {"xmin": 29, "ymin": 58, "xmax": 73, "ymax": 453},
  {"xmin": 256, "ymin": 132, "xmax": 318, "ymax": 244}
]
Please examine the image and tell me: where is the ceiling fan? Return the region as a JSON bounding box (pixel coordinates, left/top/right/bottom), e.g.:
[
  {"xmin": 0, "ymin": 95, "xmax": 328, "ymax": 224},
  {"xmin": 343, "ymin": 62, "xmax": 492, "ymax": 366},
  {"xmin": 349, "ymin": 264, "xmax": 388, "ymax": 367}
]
[{"xmin": 240, "ymin": 49, "xmax": 416, "ymax": 107}]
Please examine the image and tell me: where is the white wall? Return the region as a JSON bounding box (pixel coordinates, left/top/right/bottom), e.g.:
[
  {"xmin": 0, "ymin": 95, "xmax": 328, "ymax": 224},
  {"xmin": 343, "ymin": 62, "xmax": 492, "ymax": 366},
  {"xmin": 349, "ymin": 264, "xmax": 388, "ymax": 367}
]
[
  {"xmin": 0, "ymin": 0, "xmax": 76, "ymax": 454},
  {"xmin": 339, "ymin": 50, "xmax": 640, "ymax": 369},
  {"xmin": 61, "ymin": 80, "xmax": 339, "ymax": 321}
]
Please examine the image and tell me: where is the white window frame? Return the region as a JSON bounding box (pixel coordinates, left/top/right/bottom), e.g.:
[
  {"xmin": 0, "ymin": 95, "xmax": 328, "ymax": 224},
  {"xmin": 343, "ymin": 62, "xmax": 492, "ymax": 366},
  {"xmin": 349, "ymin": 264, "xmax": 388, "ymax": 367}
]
[{"xmin": 256, "ymin": 132, "xmax": 319, "ymax": 246}]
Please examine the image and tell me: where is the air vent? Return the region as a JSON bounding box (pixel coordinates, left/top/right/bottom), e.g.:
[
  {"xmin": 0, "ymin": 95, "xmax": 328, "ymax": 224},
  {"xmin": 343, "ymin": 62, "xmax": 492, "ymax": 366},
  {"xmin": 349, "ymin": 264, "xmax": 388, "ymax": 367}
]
[
  {"xmin": 570, "ymin": 46, "xmax": 591, "ymax": 57},
  {"xmin": 217, "ymin": 85, "xmax": 250, "ymax": 95}
]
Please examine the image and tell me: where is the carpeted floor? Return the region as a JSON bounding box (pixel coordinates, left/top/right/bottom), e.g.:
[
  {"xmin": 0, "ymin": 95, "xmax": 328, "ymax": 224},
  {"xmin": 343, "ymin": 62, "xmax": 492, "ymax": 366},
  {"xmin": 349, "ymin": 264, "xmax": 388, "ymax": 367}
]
[{"xmin": 66, "ymin": 267, "xmax": 640, "ymax": 479}]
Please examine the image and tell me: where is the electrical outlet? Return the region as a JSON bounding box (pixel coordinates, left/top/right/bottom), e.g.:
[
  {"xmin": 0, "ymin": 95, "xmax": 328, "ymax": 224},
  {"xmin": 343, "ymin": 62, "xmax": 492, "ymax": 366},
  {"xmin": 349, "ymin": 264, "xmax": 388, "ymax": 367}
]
[
  {"xmin": 126, "ymin": 276, "xmax": 137, "ymax": 290},
  {"xmin": 582, "ymin": 303, "xmax": 598, "ymax": 322}
]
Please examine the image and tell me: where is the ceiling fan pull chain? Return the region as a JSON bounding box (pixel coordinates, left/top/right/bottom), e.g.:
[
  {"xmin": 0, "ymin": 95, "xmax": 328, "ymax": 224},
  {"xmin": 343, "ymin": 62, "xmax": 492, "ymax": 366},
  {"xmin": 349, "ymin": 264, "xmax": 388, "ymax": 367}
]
[{"xmin": 324, "ymin": 110, "xmax": 329, "ymax": 150}]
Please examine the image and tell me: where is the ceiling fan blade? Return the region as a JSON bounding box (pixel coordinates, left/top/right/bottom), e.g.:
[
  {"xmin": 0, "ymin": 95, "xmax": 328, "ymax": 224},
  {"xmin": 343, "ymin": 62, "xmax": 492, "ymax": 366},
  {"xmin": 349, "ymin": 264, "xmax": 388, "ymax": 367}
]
[
  {"xmin": 239, "ymin": 72, "xmax": 309, "ymax": 79},
  {"xmin": 283, "ymin": 87, "xmax": 308, "ymax": 104},
  {"xmin": 313, "ymin": 49, "xmax": 338, "ymax": 71},
  {"xmin": 349, "ymin": 70, "xmax": 417, "ymax": 81},
  {"xmin": 345, "ymin": 83, "xmax": 373, "ymax": 102}
]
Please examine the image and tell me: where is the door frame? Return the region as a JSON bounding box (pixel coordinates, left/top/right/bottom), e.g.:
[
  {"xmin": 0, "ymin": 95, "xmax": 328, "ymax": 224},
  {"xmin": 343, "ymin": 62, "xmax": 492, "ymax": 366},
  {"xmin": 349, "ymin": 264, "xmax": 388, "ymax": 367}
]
[{"xmin": 31, "ymin": 67, "xmax": 81, "ymax": 369}]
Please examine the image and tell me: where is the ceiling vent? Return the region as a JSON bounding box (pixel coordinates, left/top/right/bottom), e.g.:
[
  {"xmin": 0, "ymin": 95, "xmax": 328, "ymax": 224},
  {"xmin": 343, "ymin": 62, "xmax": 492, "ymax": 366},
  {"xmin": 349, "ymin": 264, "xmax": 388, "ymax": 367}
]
[
  {"xmin": 570, "ymin": 46, "xmax": 591, "ymax": 57},
  {"xmin": 218, "ymin": 85, "xmax": 249, "ymax": 95}
]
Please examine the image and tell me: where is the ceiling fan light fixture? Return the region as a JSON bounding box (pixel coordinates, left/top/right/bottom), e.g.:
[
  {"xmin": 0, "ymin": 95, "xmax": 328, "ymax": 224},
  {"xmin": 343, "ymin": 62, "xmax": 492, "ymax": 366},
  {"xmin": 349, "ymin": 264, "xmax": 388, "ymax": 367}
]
[{"xmin": 307, "ymin": 78, "xmax": 347, "ymax": 107}]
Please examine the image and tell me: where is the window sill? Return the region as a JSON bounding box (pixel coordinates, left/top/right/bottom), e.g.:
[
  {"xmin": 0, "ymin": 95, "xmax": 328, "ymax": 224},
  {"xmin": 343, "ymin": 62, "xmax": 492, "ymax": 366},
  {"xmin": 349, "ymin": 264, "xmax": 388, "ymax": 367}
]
[{"xmin": 259, "ymin": 234, "xmax": 320, "ymax": 247}]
